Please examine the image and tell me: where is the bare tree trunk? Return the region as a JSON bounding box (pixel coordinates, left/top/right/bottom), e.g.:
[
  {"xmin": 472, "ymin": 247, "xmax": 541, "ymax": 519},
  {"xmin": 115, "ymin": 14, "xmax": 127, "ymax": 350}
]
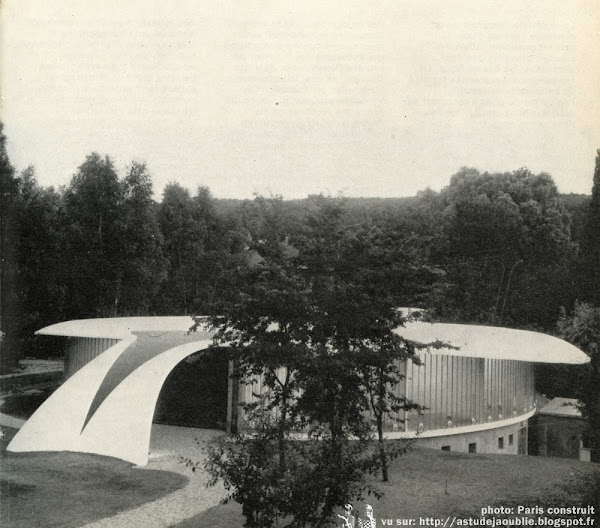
[
  {"xmin": 377, "ymin": 413, "xmax": 388, "ymax": 482},
  {"xmin": 377, "ymin": 371, "xmax": 389, "ymax": 482},
  {"xmin": 113, "ymin": 271, "xmax": 122, "ymax": 316}
]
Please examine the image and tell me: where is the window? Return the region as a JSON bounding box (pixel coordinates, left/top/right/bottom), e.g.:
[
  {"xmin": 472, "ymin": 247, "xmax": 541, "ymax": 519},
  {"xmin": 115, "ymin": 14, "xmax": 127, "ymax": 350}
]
[
  {"xmin": 441, "ymin": 445, "xmax": 451, "ymax": 451},
  {"xmin": 498, "ymin": 437, "xmax": 504, "ymax": 449},
  {"xmin": 508, "ymin": 434, "xmax": 514, "ymax": 446},
  {"xmin": 468, "ymin": 443, "xmax": 477, "ymax": 453}
]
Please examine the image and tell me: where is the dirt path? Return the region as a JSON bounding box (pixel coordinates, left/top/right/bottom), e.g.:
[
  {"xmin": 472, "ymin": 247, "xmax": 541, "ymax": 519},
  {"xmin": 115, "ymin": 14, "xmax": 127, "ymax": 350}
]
[{"xmin": 80, "ymin": 424, "xmax": 227, "ymax": 528}]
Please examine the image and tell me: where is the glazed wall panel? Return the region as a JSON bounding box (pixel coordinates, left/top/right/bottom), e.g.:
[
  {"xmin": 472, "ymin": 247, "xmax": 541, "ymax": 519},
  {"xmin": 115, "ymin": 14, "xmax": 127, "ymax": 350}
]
[
  {"xmin": 234, "ymin": 354, "xmax": 535, "ymax": 435},
  {"xmin": 401, "ymin": 355, "xmax": 534, "ymax": 433},
  {"xmin": 65, "ymin": 337, "xmax": 120, "ymax": 379}
]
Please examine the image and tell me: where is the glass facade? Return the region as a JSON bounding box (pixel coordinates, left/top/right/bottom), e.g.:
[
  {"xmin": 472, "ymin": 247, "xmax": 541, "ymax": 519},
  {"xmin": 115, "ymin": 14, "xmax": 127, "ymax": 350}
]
[
  {"xmin": 237, "ymin": 352, "xmax": 536, "ymax": 435},
  {"xmin": 65, "ymin": 337, "xmax": 120, "ymax": 379},
  {"xmin": 395, "ymin": 353, "xmax": 535, "ymax": 433}
]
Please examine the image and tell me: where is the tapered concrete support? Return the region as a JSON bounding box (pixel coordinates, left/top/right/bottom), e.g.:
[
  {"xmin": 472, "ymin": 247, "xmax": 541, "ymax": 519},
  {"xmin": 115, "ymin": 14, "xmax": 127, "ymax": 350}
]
[{"xmin": 8, "ymin": 332, "xmax": 214, "ymax": 466}]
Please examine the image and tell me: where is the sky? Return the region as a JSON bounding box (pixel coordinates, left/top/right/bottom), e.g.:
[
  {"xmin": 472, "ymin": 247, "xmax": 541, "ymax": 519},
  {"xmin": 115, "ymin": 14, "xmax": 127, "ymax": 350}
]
[{"xmin": 1, "ymin": 1, "xmax": 599, "ymax": 200}]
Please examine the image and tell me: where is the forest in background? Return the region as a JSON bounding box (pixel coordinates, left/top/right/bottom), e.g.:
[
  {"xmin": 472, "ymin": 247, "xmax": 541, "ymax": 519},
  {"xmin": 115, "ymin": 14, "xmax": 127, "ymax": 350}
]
[{"xmin": 1, "ymin": 122, "xmax": 599, "ymax": 403}]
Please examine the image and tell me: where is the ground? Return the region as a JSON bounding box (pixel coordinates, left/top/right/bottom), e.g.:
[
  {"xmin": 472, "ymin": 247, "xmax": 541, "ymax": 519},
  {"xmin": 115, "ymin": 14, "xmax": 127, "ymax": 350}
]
[
  {"xmin": 0, "ymin": 378, "xmax": 598, "ymax": 527},
  {"xmin": 173, "ymin": 448, "xmax": 600, "ymax": 527},
  {"xmin": 1, "ymin": 425, "xmax": 599, "ymax": 527},
  {"xmin": 0, "ymin": 427, "xmax": 187, "ymax": 528}
]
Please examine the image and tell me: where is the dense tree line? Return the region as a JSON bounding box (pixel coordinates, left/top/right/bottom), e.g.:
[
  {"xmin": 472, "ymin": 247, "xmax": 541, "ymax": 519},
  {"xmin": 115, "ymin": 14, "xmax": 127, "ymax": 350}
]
[{"xmin": 0, "ymin": 120, "xmax": 596, "ymax": 375}]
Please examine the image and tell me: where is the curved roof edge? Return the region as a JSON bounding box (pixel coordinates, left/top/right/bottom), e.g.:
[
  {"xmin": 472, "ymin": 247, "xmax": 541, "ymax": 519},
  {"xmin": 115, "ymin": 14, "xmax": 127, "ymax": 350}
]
[
  {"xmin": 36, "ymin": 316, "xmax": 199, "ymax": 340},
  {"xmin": 36, "ymin": 317, "xmax": 590, "ymax": 364},
  {"xmin": 395, "ymin": 322, "xmax": 589, "ymax": 364}
]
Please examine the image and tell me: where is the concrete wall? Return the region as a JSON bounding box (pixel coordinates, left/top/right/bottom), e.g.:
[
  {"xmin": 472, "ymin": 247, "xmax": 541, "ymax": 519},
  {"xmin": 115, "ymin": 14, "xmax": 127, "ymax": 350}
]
[{"xmin": 415, "ymin": 421, "xmax": 529, "ymax": 455}]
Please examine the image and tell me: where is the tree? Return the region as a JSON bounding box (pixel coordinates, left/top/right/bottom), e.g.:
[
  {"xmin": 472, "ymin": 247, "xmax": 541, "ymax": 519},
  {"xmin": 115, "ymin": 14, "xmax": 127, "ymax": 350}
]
[
  {"xmin": 358, "ymin": 335, "xmax": 422, "ymax": 483},
  {"xmin": 577, "ymin": 149, "xmax": 600, "ymax": 306},
  {"xmin": 429, "ymin": 167, "xmax": 575, "ymax": 329},
  {"xmin": 62, "ymin": 153, "xmax": 126, "ymax": 317},
  {"xmin": 117, "ymin": 162, "xmax": 166, "ymax": 314},
  {"xmin": 13, "ymin": 167, "xmax": 63, "ymax": 352},
  {"xmin": 157, "ymin": 184, "xmax": 211, "ymax": 313},
  {"xmin": 62, "ymin": 154, "xmax": 166, "ymax": 318},
  {"xmin": 0, "ymin": 122, "xmax": 21, "ymax": 371},
  {"xmin": 202, "ymin": 196, "xmax": 431, "ymax": 527},
  {"xmin": 557, "ymin": 302, "xmax": 600, "ymax": 462}
]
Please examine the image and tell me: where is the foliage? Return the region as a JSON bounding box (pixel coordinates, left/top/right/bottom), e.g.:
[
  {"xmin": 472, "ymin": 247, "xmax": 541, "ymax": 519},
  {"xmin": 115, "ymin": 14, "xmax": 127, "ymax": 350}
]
[
  {"xmin": 2, "ymin": 119, "xmax": 587, "ymax": 357},
  {"xmin": 61, "ymin": 153, "xmax": 128, "ymax": 317},
  {"xmin": 0, "ymin": 122, "xmax": 20, "ymax": 371},
  {"xmin": 200, "ymin": 195, "xmax": 435, "ymax": 526},
  {"xmin": 428, "ymin": 167, "xmax": 576, "ymax": 329},
  {"xmin": 557, "ymin": 302, "xmax": 600, "ymax": 462},
  {"xmin": 157, "ymin": 183, "xmax": 246, "ymax": 314},
  {"xmin": 12, "ymin": 168, "xmax": 63, "ymax": 354},
  {"xmin": 577, "ymin": 149, "xmax": 600, "ymax": 306},
  {"xmin": 117, "ymin": 162, "xmax": 167, "ymax": 313},
  {"xmin": 61, "ymin": 155, "xmax": 169, "ymax": 318}
]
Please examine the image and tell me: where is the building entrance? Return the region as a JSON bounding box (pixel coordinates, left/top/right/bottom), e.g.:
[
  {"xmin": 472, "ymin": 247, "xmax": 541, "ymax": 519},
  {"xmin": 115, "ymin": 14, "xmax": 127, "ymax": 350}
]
[{"xmin": 153, "ymin": 348, "xmax": 230, "ymax": 430}]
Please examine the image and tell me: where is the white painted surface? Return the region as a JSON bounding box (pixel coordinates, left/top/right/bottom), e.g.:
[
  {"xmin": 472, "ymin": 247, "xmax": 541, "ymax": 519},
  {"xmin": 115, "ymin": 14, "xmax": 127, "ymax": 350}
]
[
  {"xmin": 380, "ymin": 410, "xmax": 536, "ymax": 439},
  {"xmin": 7, "ymin": 336, "xmax": 213, "ymax": 466},
  {"xmin": 36, "ymin": 316, "xmax": 589, "ymax": 364},
  {"xmin": 395, "ymin": 322, "xmax": 590, "ymax": 364},
  {"xmin": 7, "ymin": 336, "xmax": 136, "ymax": 455},
  {"xmin": 9, "ymin": 316, "xmax": 588, "ymax": 466},
  {"xmin": 77, "ymin": 339, "xmax": 212, "ymax": 465},
  {"xmin": 35, "ymin": 316, "xmax": 199, "ymax": 339}
]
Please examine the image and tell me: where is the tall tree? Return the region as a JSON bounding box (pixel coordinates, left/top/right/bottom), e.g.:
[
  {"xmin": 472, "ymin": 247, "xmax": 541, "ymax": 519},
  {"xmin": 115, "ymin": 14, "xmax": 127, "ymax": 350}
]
[
  {"xmin": 0, "ymin": 122, "xmax": 21, "ymax": 371},
  {"xmin": 577, "ymin": 149, "xmax": 600, "ymax": 306},
  {"xmin": 430, "ymin": 167, "xmax": 575, "ymax": 329},
  {"xmin": 204, "ymin": 196, "xmax": 430, "ymax": 527},
  {"xmin": 117, "ymin": 162, "xmax": 166, "ymax": 314},
  {"xmin": 62, "ymin": 154, "xmax": 167, "ymax": 318},
  {"xmin": 157, "ymin": 184, "xmax": 247, "ymax": 314},
  {"xmin": 62, "ymin": 153, "xmax": 125, "ymax": 317},
  {"xmin": 13, "ymin": 167, "xmax": 63, "ymax": 351},
  {"xmin": 157, "ymin": 183, "xmax": 206, "ymax": 313}
]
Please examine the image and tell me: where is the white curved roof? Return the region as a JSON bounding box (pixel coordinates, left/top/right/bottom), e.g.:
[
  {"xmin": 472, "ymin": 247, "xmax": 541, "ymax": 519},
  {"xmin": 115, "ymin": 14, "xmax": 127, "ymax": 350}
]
[
  {"xmin": 36, "ymin": 317, "xmax": 198, "ymax": 339},
  {"xmin": 395, "ymin": 321, "xmax": 589, "ymax": 364},
  {"xmin": 36, "ymin": 317, "xmax": 590, "ymax": 364}
]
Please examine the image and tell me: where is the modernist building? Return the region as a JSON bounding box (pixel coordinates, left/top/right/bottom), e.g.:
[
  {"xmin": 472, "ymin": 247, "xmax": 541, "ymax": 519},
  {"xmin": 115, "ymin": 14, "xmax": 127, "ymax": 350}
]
[{"xmin": 8, "ymin": 317, "xmax": 589, "ymax": 466}]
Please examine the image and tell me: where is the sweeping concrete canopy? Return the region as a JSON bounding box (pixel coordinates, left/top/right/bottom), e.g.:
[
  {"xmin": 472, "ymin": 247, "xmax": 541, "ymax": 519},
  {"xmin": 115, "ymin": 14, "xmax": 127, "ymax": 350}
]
[{"xmin": 7, "ymin": 317, "xmax": 589, "ymax": 466}]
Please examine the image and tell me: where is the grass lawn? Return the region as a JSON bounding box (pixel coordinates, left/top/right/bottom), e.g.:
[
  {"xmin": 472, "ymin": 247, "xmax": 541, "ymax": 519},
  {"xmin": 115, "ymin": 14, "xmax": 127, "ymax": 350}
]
[
  {"xmin": 0, "ymin": 427, "xmax": 188, "ymax": 528},
  {"xmin": 173, "ymin": 447, "xmax": 600, "ymax": 527},
  {"xmin": 1, "ymin": 390, "xmax": 598, "ymax": 528}
]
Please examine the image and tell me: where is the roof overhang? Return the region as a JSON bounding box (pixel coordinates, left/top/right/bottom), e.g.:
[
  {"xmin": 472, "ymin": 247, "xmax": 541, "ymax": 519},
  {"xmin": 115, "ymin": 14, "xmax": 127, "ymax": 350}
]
[
  {"xmin": 395, "ymin": 321, "xmax": 590, "ymax": 364},
  {"xmin": 36, "ymin": 317, "xmax": 590, "ymax": 365},
  {"xmin": 36, "ymin": 317, "xmax": 197, "ymax": 340},
  {"xmin": 537, "ymin": 397, "xmax": 583, "ymax": 417}
]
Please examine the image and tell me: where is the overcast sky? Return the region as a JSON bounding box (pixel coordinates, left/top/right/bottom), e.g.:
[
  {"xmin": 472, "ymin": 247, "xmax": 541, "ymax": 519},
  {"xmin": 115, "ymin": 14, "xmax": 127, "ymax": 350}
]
[{"xmin": 1, "ymin": 1, "xmax": 599, "ymax": 199}]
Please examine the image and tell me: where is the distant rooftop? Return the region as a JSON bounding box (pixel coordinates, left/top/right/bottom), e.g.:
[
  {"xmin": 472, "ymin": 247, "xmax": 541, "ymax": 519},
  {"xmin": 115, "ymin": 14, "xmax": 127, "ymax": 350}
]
[{"xmin": 538, "ymin": 397, "xmax": 583, "ymax": 417}]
